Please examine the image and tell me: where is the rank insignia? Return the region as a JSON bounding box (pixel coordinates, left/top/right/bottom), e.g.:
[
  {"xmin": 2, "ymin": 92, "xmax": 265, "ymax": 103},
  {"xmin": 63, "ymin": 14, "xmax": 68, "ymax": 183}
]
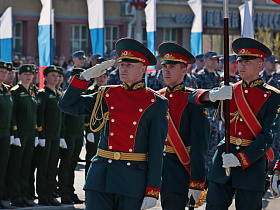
[
  {"xmin": 36, "ymin": 98, "xmax": 41, "ymax": 105},
  {"xmin": 203, "ymin": 108, "xmax": 208, "ymax": 117},
  {"xmin": 166, "ymin": 110, "xmax": 170, "ymax": 121}
]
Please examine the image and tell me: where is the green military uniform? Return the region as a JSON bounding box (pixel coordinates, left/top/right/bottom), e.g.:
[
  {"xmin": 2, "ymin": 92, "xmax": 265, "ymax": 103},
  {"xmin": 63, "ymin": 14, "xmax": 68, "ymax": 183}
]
[
  {"xmin": 188, "ymin": 38, "xmax": 280, "ymax": 210},
  {"xmin": 36, "ymin": 66, "xmax": 62, "ymax": 205},
  {"xmin": 8, "ymin": 65, "xmax": 37, "ymax": 207},
  {"xmin": 58, "ymin": 38, "xmax": 169, "ymax": 210},
  {"xmin": 83, "ymin": 83, "xmax": 101, "ymax": 176},
  {"xmin": 157, "ymin": 43, "xmax": 210, "ymax": 209},
  {"xmin": 0, "ymin": 62, "xmax": 13, "ymax": 209},
  {"xmin": 58, "ymin": 68, "xmax": 85, "ymax": 204}
]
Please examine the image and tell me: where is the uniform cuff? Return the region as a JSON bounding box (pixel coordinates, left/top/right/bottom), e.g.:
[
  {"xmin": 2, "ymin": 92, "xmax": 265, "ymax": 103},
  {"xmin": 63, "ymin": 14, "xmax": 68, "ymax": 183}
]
[
  {"xmin": 235, "ymin": 151, "xmax": 250, "ymax": 170},
  {"xmin": 71, "ymin": 76, "xmax": 89, "ymax": 90},
  {"xmin": 195, "ymin": 89, "xmax": 208, "ymax": 105},
  {"xmin": 189, "ymin": 180, "xmax": 205, "ymax": 190},
  {"xmin": 145, "ymin": 186, "xmax": 160, "ymax": 199},
  {"xmin": 274, "ymin": 161, "xmax": 280, "ymax": 171}
]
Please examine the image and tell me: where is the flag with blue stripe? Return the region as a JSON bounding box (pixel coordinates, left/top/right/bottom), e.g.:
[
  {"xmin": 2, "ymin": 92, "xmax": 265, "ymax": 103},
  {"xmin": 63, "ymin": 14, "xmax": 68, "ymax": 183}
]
[
  {"xmin": 145, "ymin": 0, "xmax": 156, "ymax": 73},
  {"xmin": 38, "ymin": 0, "xmax": 53, "ymax": 88},
  {"xmin": 0, "ymin": 7, "xmax": 13, "ymax": 62},
  {"xmin": 188, "ymin": 0, "xmax": 202, "ymax": 57},
  {"xmin": 87, "ymin": 0, "xmax": 104, "ymax": 57}
]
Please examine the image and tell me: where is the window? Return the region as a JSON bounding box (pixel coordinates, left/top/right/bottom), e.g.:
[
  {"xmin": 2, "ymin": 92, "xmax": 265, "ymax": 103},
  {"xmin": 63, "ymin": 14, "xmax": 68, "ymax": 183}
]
[
  {"xmin": 162, "ymin": 28, "xmax": 177, "ymax": 43},
  {"xmin": 13, "ymin": 21, "xmax": 22, "ymax": 57},
  {"xmin": 105, "ymin": 26, "xmax": 119, "ymax": 56},
  {"xmin": 70, "ymin": 24, "xmax": 88, "ymax": 54}
]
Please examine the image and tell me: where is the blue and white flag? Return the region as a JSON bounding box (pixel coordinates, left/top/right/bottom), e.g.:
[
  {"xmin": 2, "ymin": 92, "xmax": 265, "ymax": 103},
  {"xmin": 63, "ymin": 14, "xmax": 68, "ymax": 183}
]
[
  {"xmin": 38, "ymin": 0, "xmax": 53, "ymax": 88},
  {"xmin": 0, "ymin": 7, "xmax": 13, "ymax": 62},
  {"xmin": 239, "ymin": 0, "xmax": 254, "ymax": 39},
  {"xmin": 87, "ymin": 0, "xmax": 104, "ymax": 57},
  {"xmin": 188, "ymin": 0, "xmax": 202, "ymax": 57},
  {"xmin": 145, "ymin": 0, "xmax": 156, "ymax": 73}
]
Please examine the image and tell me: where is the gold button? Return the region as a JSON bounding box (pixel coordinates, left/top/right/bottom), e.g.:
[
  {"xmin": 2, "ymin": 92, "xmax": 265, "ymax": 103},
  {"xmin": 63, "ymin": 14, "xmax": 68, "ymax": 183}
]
[
  {"xmin": 130, "ymin": 135, "xmax": 133, "ymax": 139},
  {"xmin": 110, "ymin": 132, "xmax": 114, "ymax": 136},
  {"xmin": 133, "ymin": 121, "xmax": 137, "ymax": 125},
  {"xmin": 139, "ymin": 108, "xmax": 143, "ymax": 112},
  {"xmin": 108, "ymin": 159, "xmax": 112, "ymax": 163},
  {"xmin": 114, "ymin": 152, "xmax": 121, "ymax": 160},
  {"xmin": 235, "ymin": 138, "xmax": 242, "ymax": 145},
  {"xmin": 111, "ymin": 106, "xmax": 114, "ymax": 109},
  {"xmin": 111, "ymin": 119, "xmax": 115, "ymax": 122},
  {"xmin": 169, "ymin": 94, "xmax": 173, "ymax": 97},
  {"xmin": 106, "ymin": 93, "xmax": 109, "ymax": 97},
  {"xmin": 151, "ymin": 99, "xmax": 155, "ymax": 102},
  {"xmin": 129, "ymin": 149, "xmax": 133, "ymax": 152},
  {"xmin": 109, "ymin": 146, "xmax": 112, "ymax": 149},
  {"xmin": 127, "ymin": 162, "xmax": 131, "ymax": 166}
]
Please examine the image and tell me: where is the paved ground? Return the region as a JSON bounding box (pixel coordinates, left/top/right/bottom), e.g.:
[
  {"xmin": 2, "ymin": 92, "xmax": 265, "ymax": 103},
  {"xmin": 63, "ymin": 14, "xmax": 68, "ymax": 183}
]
[{"xmin": 3, "ymin": 147, "xmax": 280, "ymax": 209}]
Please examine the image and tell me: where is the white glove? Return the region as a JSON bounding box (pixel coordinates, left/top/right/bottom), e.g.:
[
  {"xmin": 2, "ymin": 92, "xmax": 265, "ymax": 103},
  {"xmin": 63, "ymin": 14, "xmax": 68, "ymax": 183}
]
[
  {"xmin": 222, "ymin": 152, "xmax": 241, "ymax": 168},
  {"xmin": 10, "ymin": 136, "xmax": 14, "ymax": 145},
  {"xmin": 188, "ymin": 189, "xmax": 202, "ymax": 203},
  {"xmin": 87, "ymin": 133, "xmax": 95, "ymax": 143},
  {"xmin": 12, "ymin": 138, "xmax": 21, "ymax": 147},
  {"xmin": 38, "ymin": 139, "xmax": 46, "ymax": 147},
  {"xmin": 83, "ymin": 136, "xmax": 86, "ymax": 147},
  {"xmin": 81, "ymin": 59, "xmax": 115, "ymax": 80},
  {"xmin": 35, "ymin": 137, "xmax": 39, "ymax": 147},
  {"xmin": 59, "ymin": 138, "xmax": 67, "ymax": 149},
  {"xmin": 271, "ymin": 174, "xmax": 280, "ymax": 197},
  {"xmin": 140, "ymin": 197, "xmax": 157, "ymax": 210},
  {"xmin": 209, "ymin": 85, "xmax": 232, "ymax": 102}
]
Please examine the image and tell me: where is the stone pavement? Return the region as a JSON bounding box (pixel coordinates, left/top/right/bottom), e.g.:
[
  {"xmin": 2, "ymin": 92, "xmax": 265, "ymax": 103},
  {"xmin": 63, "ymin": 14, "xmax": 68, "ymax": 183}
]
[{"xmin": 4, "ymin": 147, "xmax": 280, "ymax": 209}]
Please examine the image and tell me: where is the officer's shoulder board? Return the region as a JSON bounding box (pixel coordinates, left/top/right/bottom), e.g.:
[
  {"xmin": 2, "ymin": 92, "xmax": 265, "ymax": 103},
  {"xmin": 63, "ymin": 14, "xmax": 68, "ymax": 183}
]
[
  {"xmin": 2, "ymin": 83, "xmax": 10, "ymax": 89},
  {"xmin": 263, "ymin": 83, "xmax": 280, "ymax": 94},
  {"xmin": 185, "ymin": 87, "xmax": 195, "ymax": 92},
  {"xmin": 11, "ymin": 84, "xmax": 19, "ymax": 91},
  {"xmin": 38, "ymin": 88, "xmax": 45, "ymax": 93},
  {"xmin": 147, "ymin": 87, "xmax": 167, "ymax": 100}
]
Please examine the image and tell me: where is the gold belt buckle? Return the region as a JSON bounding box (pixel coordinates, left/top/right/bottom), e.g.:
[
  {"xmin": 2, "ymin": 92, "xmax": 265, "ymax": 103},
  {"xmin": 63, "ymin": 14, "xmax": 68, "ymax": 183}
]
[
  {"xmin": 235, "ymin": 138, "xmax": 242, "ymax": 146},
  {"xmin": 114, "ymin": 152, "xmax": 121, "ymax": 160}
]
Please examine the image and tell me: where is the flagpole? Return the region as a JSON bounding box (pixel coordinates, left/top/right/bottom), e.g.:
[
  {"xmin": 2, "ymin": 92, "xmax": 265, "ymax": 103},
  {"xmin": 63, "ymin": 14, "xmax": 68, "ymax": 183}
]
[{"xmin": 223, "ymin": 0, "xmax": 230, "ymax": 177}]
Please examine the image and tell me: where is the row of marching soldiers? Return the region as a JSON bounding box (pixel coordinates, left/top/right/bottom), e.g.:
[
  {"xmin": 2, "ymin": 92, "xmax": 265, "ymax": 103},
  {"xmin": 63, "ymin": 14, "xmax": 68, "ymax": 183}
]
[{"xmin": 0, "ymin": 61, "xmax": 107, "ymax": 208}]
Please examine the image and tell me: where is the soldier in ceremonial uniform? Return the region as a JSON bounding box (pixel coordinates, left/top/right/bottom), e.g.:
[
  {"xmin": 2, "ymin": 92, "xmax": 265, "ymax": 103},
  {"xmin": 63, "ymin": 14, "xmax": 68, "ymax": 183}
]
[
  {"xmin": 0, "ymin": 62, "xmax": 13, "ymax": 209},
  {"xmin": 36, "ymin": 65, "xmax": 62, "ymax": 206},
  {"xmin": 157, "ymin": 43, "xmax": 210, "ymax": 209},
  {"xmin": 188, "ymin": 38, "xmax": 280, "ymax": 210},
  {"xmin": 58, "ymin": 38, "xmax": 169, "ymax": 210},
  {"xmin": 83, "ymin": 70, "xmax": 109, "ymax": 177},
  {"xmin": 8, "ymin": 64, "xmax": 37, "ymax": 207},
  {"xmin": 58, "ymin": 68, "xmax": 85, "ymax": 204},
  {"xmin": 4, "ymin": 62, "xmax": 16, "ymax": 89}
]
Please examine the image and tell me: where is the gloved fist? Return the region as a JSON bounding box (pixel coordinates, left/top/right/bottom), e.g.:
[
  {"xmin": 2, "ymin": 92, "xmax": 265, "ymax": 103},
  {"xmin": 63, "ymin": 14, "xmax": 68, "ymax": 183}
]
[
  {"xmin": 10, "ymin": 136, "xmax": 14, "ymax": 145},
  {"xmin": 140, "ymin": 197, "xmax": 157, "ymax": 210},
  {"xmin": 59, "ymin": 138, "xmax": 67, "ymax": 149},
  {"xmin": 81, "ymin": 59, "xmax": 115, "ymax": 80},
  {"xmin": 38, "ymin": 139, "xmax": 46, "ymax": 147},
  {"xmin": 209, "ymin": 85, "xmax": 232, "ymax": 102},
  {"xmin": 87, "ymin": 133, "xmax": 95, "ymax": 143},
  {"xmin": 12, "ymin": 138, "xmax": 21, "ymax": 147},
  {"xmin": 188, "ymin": 189, "xmax": 202, "ymax": 203},
  {"xmin": 222, "ymin": 152, "xmax": 241, "ymax": 168},
  {"xmin": 271, "ymin": 172, "xmax": 280, "ymax": 197},
  {"xmin": 35, "ymin": 137, "xmax": 39, "ymax": 147}
]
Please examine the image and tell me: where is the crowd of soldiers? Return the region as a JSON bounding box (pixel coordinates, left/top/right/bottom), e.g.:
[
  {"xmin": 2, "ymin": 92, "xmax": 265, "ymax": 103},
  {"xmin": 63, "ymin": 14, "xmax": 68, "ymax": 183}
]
[{"xmin": 1, "ymin": 37, "xmax": 280, "ymax": 210}]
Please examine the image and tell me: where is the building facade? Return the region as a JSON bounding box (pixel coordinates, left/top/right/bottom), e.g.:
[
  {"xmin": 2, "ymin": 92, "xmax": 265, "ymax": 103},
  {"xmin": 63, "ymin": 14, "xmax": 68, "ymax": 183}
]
[{"xmin": 0, "ymin": 0, "xmax": 280, "ymax": 62}]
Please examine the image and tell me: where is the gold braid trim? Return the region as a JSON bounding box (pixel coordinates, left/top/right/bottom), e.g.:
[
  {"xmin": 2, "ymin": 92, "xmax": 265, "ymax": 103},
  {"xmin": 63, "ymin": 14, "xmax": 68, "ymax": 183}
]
[{"xmin": 89, "ymin": 87, "xmax": 109, "ymax": 132}]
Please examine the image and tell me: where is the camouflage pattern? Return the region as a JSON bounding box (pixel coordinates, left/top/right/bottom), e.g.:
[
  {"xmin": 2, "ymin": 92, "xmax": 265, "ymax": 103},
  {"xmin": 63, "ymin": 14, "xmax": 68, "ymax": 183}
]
[
  {"xmin": 195, "ymin": 68, "xmax": 224, "ymax": 170},
  {"xmin": 183, "ymin": 72, "xmax": 196, "ymax": 88},
  {"xmin": 147, "ymin": 69, "xmax": 166, "ymax": 91},
  {"xmin": 107, "ymin": 68, "xmax": 122, "ymax": 85}
]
